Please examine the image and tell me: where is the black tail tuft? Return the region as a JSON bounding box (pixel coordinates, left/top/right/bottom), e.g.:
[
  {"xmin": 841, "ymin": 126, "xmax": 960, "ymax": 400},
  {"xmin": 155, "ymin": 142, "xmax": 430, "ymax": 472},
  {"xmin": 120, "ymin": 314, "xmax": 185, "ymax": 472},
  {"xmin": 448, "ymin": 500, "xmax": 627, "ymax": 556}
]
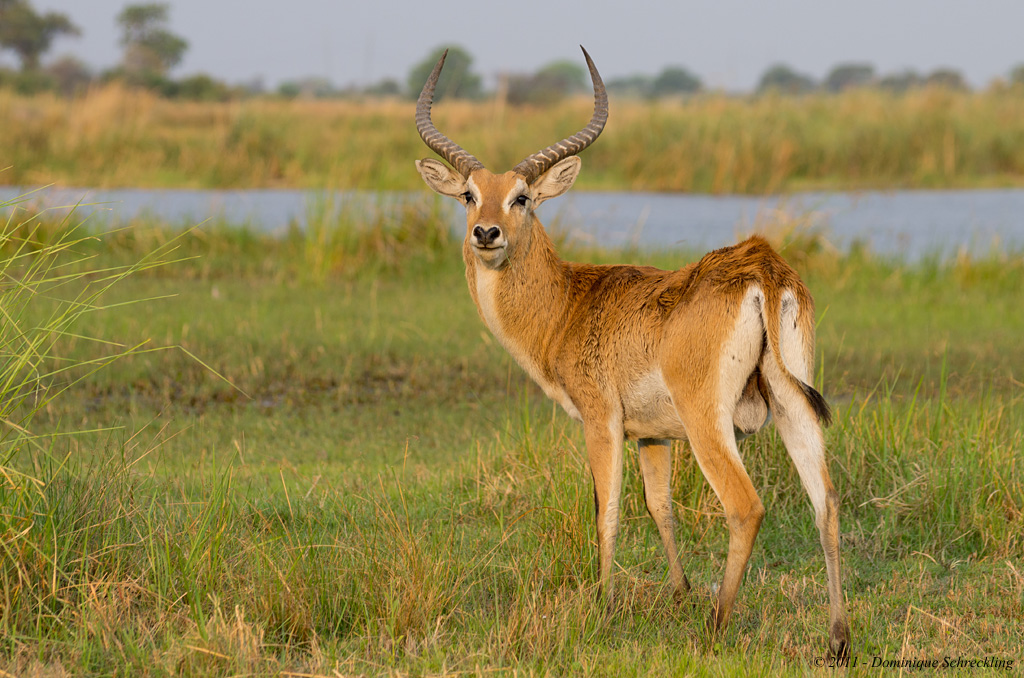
[{"xmin": 800, "ymin": 382, "xmax": 833, "ymax": 427}]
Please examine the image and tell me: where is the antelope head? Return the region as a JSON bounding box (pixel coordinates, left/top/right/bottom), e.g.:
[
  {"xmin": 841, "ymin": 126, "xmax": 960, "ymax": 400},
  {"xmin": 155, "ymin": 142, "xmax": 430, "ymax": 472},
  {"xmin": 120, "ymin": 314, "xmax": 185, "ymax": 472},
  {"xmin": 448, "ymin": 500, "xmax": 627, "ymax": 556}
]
[{"xmin": 414, "ymin": 47, "xmax": 608, "ymax": 269}]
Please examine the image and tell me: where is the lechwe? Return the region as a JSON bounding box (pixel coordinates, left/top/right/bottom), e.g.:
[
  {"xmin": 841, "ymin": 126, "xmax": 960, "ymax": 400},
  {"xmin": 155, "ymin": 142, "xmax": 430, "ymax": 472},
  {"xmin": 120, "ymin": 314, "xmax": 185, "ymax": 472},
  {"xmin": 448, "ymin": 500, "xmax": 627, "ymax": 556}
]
[{"xmin": 414, "ymin": 47, "xmax": 850, "ymax": 657}]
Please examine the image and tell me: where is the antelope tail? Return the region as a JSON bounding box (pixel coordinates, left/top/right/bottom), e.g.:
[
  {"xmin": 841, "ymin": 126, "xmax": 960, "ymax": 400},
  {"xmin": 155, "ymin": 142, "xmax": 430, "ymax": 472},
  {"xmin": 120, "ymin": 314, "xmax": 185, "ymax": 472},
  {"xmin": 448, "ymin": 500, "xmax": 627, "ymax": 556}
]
[{"xmin": 759, "ymin": 286, "xmax": 833, "ymax": 427}]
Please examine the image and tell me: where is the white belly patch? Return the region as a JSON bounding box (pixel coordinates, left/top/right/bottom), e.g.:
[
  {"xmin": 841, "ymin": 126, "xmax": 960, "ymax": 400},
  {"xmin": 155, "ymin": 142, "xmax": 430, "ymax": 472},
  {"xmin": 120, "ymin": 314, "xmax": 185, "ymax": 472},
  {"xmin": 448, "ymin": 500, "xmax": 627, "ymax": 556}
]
[{"xmin": 621, "ymin": 369, "xmax": 687, "ymax": 440}]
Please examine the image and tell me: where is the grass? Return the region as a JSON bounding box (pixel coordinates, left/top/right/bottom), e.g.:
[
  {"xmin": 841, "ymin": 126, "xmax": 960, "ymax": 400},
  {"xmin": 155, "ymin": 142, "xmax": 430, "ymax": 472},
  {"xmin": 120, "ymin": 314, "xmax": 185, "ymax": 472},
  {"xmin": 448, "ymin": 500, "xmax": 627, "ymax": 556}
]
[
  {"xmin": 3, "ymin": 83, "xmax": 1024, "ymax": 192},
  {"xmin": 0, "ymin": 196, "xmax": 1021, "ymax": 676}
]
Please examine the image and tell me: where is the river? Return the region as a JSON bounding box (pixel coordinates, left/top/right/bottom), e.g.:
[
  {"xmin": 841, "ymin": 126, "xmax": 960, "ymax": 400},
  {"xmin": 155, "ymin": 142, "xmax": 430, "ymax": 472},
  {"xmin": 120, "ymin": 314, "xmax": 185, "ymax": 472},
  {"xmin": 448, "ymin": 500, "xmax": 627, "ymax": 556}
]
[{"xmin": 3, "ymin": 186, "xmax": 1023, "ymax": 260}]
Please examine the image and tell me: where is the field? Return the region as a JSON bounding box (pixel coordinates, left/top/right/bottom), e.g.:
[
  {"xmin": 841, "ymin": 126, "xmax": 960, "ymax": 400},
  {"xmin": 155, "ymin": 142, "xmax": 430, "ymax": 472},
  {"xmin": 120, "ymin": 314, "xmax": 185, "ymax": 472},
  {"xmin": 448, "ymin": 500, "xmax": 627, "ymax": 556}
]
[
  {"xmin": 1, "ymin": 192, "xmax": 1021, "ymax": 676},
  {"xmin": 3, "ymin": 84, "xmax": 1024, "ymax": 193}
]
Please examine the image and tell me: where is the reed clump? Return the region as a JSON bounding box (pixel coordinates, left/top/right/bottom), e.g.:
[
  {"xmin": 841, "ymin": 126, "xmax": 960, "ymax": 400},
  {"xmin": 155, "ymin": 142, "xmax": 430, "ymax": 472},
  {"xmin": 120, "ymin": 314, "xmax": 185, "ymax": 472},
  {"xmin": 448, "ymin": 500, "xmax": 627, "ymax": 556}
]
[{"xmin": 3, "ymin": 84, "xmax": 1024, "ymax": 192}]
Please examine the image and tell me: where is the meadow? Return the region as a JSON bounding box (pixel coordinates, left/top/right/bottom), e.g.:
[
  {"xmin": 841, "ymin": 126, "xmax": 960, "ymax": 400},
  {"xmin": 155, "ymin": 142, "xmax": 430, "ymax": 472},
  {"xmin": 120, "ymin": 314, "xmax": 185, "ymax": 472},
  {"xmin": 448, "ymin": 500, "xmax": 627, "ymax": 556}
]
[
  {"xmin": 3, "ymin": 83, "xmax": 1024, "ymax": 193},
  {"xmin": 1, "ymin": 190, "xmax": 1021, "ymax": 676}
]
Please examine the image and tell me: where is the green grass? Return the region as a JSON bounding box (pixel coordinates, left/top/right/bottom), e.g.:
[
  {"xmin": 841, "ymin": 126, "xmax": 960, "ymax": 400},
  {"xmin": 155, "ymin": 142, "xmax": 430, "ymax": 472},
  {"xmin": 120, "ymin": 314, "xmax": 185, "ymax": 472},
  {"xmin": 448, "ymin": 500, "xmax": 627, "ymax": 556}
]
[{"xmin": 1, "ymin": 199, "xmax": 1022, "ymax": 676}]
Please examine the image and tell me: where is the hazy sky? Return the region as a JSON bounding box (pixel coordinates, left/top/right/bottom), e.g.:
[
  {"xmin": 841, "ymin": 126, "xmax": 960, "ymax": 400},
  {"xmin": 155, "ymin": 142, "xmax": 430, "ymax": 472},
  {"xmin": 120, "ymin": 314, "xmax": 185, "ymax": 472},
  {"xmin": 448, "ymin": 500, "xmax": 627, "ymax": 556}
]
[{"xmin": 7, "ymin": 1, "xmax": 1024, "ymax": 91}]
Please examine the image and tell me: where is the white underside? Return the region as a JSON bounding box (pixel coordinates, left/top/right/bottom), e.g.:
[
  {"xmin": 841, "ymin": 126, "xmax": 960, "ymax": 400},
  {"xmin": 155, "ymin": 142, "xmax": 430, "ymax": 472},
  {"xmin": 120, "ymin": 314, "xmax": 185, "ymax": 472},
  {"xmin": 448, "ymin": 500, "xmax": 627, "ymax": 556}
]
[{"xmin": 621, "ymin": 368, "xmax": 688, "ymax": 440}]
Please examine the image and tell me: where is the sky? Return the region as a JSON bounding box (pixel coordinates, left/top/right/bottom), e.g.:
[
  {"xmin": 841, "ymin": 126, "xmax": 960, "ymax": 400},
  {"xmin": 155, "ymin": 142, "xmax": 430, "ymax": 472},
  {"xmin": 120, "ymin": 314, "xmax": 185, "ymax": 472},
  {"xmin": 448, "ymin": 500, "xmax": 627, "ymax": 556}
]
[{"xmin": 6, "ymin": 1, "xmax": 1024, "ymax": 92}]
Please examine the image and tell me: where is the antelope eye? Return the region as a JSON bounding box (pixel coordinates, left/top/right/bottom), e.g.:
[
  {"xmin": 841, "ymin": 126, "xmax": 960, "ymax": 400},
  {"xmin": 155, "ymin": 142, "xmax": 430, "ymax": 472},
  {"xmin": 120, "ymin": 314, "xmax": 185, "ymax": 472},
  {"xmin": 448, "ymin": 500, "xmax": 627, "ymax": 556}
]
[
  {"xmin": 461, "ymin": 191, "xmax": 474, "ymax": 204},
  {"xmin": 514, "ymin": 195, "xmax": 529, "ymax": 207}
]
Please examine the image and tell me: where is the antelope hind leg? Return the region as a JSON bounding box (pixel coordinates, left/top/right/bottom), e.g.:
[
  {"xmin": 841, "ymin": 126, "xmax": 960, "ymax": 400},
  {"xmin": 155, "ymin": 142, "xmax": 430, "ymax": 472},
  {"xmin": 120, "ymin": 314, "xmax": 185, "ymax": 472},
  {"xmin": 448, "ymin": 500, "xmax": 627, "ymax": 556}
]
[
  {"xmin": 762, "ymin": 355, "xmax": 852, "ymax": 657},
  {"xmin": 675, "ymin": 401, "xmax": 765, "ymax": 634}
]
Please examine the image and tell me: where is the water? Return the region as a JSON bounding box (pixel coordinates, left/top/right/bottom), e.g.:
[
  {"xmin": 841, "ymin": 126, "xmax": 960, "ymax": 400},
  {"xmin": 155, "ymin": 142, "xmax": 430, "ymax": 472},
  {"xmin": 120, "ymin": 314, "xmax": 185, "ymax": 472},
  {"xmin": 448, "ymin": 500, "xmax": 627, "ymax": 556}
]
[
  {"xmin": 3, "ymin": 185, "xmax": 1023, "ymax": 260},
  {"xmin": 552, "ymin": 190, "xmax": 1024, "ymax": 259}
]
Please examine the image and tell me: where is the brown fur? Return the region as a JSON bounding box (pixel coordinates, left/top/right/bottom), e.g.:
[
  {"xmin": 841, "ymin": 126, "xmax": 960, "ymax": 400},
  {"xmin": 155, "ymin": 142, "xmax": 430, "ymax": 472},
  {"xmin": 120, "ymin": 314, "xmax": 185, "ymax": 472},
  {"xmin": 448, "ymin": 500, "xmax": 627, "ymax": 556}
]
[{"xmin": 416, "ymin": 159, "xmax": 851, "ymax": 658}]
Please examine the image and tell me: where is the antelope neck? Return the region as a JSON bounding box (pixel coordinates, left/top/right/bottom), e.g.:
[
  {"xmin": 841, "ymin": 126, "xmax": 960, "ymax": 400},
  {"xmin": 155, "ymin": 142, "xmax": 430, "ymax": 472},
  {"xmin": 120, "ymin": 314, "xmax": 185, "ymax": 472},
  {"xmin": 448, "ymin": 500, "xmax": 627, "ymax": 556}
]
[{"xmin": 467, "ymin": 217, "xmax": 569, "ymax": 359}]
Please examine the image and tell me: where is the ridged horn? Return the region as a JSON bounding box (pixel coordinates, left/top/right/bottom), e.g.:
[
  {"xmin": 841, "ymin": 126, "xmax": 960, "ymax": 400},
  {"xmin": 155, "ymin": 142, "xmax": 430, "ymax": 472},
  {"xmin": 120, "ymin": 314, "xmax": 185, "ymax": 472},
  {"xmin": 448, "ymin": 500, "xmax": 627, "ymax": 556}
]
[
  {"xmin": 512, "ymin": 46, "xmax": 608, "ymax": 183},
  {"xmin": 415, "ymin": 49, "xmax": 485, "ymax": 177}
]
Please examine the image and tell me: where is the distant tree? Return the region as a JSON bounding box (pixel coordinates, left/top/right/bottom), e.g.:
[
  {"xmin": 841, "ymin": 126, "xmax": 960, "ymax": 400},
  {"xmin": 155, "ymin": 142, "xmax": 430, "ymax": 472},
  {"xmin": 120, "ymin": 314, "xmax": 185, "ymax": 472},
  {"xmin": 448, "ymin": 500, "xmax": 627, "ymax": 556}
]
[
  {"xmin": 117, "ymin": 3, "xmax": 187, "ymax": 78},
  {"xmin": 606, "ymin": 73, "xmax": 654, "ymax": 98},
  {"xmin": 0, "ymin": 64, "xmax": 54, "ymax": 93},
  {"xmin": 45, "ymin": 54, "xmax": 91, "ymax": 95},
  {"xmin": 535, "ymin": 60, "xmax": 586, "ymax": 93},
  {"xmin": 0, "ymin": 66, "xmax": 15, "ymax": 89},
  {"xmin": 650, "ymin": 66, "xmax": 701, "ymax": 97},
  {"xmin": 757, "ymin": 63, "xmax": 816, "ymax": 94},
  {"xmin": 878, "ymin": 70, "xmax": 924, "ymax": 93},
  {"xmin": 239, "ymin": 76, "xmax": 265, "ymax": 95},
  {"xmin": 176, "ymin": 73, "xmax": 231, "ymax": 101},
  {"xmin": 823, "ymin": 63, "xmax": 875, "ymax": 92},
  {"xmin": 406, "ymin": 46, "xmax": 482, "ymax": 101},
  {"xmin": 925, "ymin": 68, "xmax": 967, "ymax": 90},
  {"xmin": 505, "ymin": 59, "xmax": 586, "ymax": 106},
  {"xmin": 1011, "ymin": 64, "xmax": 1024, "ymax": 86},
  {"xmin": 276, "ymin": 76, "xmax": 336, "ymax": 99},
  {"xmin": 276, "ymin": 80, "xmax": 301, "ymax": 99},
  {"xmin": 502, "ymin": 74, "xmax": 530, "ymax": 105},
  {"xmin": 0, "ymin": 0, "xmax": 79, "ymax": 70},
  {"xmin": 364, "ymin": 78, "xmax": 401, "ymax": 97}
]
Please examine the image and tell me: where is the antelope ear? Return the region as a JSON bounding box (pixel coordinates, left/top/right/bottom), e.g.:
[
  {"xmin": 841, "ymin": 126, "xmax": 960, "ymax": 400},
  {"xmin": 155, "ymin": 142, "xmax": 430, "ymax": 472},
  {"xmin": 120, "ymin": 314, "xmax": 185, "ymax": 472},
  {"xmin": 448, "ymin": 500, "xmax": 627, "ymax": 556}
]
[
  {"xmin": 416, "ymin": 158, "xmax": 466, "ymax": 198},
  {"xmin": 530, "ymin": 156, "xmax": 581, "ymax": 207}
]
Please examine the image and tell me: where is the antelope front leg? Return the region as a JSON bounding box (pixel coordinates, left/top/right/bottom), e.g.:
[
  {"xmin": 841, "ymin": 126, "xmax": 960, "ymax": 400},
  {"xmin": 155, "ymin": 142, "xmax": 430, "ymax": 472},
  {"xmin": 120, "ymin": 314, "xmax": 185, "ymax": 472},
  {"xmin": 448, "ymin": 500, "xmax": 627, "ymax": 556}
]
[
  {"xmin": 585, "ymin": 414, "xmax": 625, "ymax": 606},
  {"xmin": 638, "ymin": 438, "xmax": 691, "ymax": 600}
]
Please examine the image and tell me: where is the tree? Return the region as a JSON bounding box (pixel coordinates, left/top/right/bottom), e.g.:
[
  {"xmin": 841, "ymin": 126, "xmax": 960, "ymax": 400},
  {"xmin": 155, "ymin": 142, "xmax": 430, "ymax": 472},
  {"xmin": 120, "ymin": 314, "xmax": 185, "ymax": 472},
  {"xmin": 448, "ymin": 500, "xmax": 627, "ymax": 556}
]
[
  {"xmin": 925, "ymin": 68, "xmax": 967, "ymax": 90},
  {"xmin": 757, "ymin": 63, "xmax": 816, "ymax": 94},
  {"xmin": 46, "ymin": 54, "xmax": 91, "ymax": 95},
  {"xmin": 406, "ymin": 46, "xmax": 482, "ymax": 101},
  {"xmin": 823, "ymin": 63, "xmax": 875, "ymax": 92},
  {"xmin": 275, "ymin": 77, "xmax": 336, "ymax": 99},
  {"xmin": 117, "ymin": 3, "xmax": 187, "ymax": 78},
  {"xmin": 1011, "ymin": 64, "xmax": 1024, "ymax": 86},
  {"xmin": 606, "ymin": 73, "xmax": 654, "ymax": 98},
  {"xmin": 535, "ymin": 60, "xmax": 586, "ymax": 94},
  {"xmin": 276, "ymin": 80, "xmax": 301, "ymax": 99},
  {"xmin": 877, "ymin": 70, "xmax": 923, "ymax": 93},
  {"xmin": 505, "ymin": 60, "xmax": 586, "ymax": 106},
  {"xmin": 0, "ymin": 0, "xmax": 79, "ymax": 71},
  {"xmin": 175, "ymin": 73, "xmax": 231, "ymax": 101},
  {"xmin": 650, "ymin": 66, "xmax": 701, "ymax": 97},
  {"xmin": 364, "ymin": 78, "xmax": 401, "ymax": 97}
]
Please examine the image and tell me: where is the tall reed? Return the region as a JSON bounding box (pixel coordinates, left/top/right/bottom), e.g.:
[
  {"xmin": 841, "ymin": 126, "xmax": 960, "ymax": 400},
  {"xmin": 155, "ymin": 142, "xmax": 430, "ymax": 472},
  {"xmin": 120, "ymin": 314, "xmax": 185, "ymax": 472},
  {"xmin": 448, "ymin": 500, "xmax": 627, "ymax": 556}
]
[
  {"xmin": 0, "ymin": 193, "xmax": 193, "ymax": 659},
  {"xmin": 0, "ymin": 194, "xmax": 179, "ymax": 445},
  {"xmin": 3, "ymin": 84, "xmax": 1024, "ymax": 192}
]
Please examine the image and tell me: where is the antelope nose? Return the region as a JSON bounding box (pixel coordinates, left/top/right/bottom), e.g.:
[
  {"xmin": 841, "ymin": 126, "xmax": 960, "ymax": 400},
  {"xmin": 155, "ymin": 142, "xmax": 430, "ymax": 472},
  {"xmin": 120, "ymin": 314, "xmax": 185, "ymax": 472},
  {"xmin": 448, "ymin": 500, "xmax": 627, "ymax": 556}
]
[{"xmin": 473, "ymin": 225, "xmax": 502, "ymax": 247}]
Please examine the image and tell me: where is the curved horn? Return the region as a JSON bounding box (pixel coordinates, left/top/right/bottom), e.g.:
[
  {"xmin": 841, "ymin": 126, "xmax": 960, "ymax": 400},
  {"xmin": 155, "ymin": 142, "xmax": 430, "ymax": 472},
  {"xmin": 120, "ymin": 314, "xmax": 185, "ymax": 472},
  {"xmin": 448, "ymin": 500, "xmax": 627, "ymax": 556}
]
[
  {"xmin": 512, "ymin": 46, "xmax": 608, "ymax": 183},
  {"xmin": 415, "ymin": 49, "xmax": 485, "ymax": 177}
]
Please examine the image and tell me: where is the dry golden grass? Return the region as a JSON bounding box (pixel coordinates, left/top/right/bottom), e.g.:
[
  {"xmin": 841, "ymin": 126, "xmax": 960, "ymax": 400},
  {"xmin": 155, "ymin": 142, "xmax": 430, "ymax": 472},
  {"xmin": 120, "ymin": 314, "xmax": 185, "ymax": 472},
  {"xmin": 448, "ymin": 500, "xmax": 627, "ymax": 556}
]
[{"xmin": 3, "ymin": 83, "xmax": 1024, "ymax": 192}]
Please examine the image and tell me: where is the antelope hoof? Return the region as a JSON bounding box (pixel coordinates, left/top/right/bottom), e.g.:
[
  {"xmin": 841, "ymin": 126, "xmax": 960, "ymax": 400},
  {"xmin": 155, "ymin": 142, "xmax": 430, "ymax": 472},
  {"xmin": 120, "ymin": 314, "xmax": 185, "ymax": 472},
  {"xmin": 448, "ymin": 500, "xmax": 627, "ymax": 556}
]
[
  {"xmin": 704, "ymin": 610, "xmax": 724, "ymax": 645},
  {"xmin": 829, "ymin": 621, "xmax": 852, "ymax": 659},
  {"xmin": 672, "ymin": 574, "xmax": 692, "ymax": 605},
  {"xmin": 706, "ymin": 600, "xmax": 728, "ymax": 635}
]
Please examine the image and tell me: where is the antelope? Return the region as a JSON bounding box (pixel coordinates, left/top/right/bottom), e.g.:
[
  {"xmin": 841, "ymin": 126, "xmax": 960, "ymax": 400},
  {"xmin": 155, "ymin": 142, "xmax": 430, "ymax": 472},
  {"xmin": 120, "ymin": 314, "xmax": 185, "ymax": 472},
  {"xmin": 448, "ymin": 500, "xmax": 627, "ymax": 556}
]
[{"xmin": 414, "ymin": 47, "xmax": 851, "ymax": 657}]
